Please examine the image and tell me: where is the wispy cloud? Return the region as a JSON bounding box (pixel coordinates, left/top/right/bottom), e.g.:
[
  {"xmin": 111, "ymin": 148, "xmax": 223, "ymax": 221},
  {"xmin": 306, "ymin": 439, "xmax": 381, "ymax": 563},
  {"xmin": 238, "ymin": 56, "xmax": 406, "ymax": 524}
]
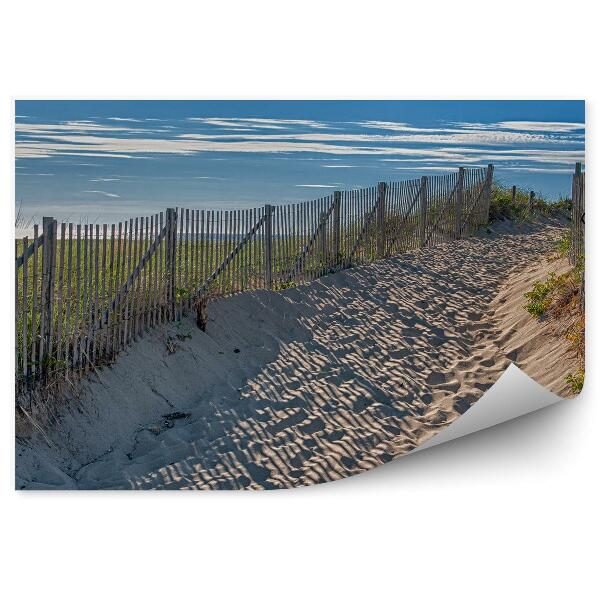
[
  {"xmin": 15, "ymin": 115, "xmax": 584, "ymax": 176},
  {"xmin": 187, "ymin": 117, "xmax": 332, "ymax": 130},
  {"xmin": 90, "ymin": 178, "xmax": 120, "ymax": 182},
  {"xmin": 357, "ymin": 120, "xmax": 453, "ymax": 133},
  {"xmin": 501, "ymin": 166, "xmax": 575, "ymax": 173},
  {"xmin": 16, "ymin": 120, "xmax": 152, "ymax": 135},
  {"xmin": 393, "ymin": 166, "xmax": 461, "ymax": 172},
  {"xmin": 456, "ymin": 120, "xmax": 584, "ymax": 133},
  {"xmin": 380, "ymin": 146, "xmax": 584, "ymax": 165},
  {"xmin": 178, "ymin": 128, "xmax": 579, "ymax": 146},
  {"xmin": 82, "ymin": 190, "xmax": 120, "ymax": 198},
  {"xmin": 16, "ymin": 134, "xmax": 584, "ymax": 164},
  {"xmin": 295, "ymin": 184, "xmax": 338, "ymax": 188},
  {"xmin": 106, "ymin": 117, "xmax": 144, "ymax": 122}
]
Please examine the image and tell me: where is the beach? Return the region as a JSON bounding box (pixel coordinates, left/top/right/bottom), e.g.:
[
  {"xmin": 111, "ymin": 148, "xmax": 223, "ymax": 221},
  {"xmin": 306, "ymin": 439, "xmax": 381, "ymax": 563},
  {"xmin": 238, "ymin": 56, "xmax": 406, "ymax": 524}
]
[{"xmin": 16, "ymin": 217, "xmax": 576, "ymax": 490}]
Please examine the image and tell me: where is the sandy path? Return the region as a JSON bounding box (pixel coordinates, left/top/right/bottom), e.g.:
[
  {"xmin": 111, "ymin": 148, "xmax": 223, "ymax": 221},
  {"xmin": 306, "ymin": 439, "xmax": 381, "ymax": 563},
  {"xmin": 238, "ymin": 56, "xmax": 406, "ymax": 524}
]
[{"xmin": 16, "ymin": 219, "xmax": 572, "ymax": 490}]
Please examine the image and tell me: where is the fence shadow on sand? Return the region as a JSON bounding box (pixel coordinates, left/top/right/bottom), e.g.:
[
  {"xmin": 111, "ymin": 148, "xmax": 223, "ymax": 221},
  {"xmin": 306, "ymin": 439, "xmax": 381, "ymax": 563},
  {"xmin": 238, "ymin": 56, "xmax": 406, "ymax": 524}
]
[{"xmin": 61, "ymin": 219, "xmax": 562, "ymax": 490}]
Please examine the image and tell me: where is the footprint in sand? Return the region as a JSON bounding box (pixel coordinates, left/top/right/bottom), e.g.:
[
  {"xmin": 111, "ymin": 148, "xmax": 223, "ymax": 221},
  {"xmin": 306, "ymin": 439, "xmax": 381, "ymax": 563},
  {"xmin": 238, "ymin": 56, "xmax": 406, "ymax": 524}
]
[
  {"xmin": 426, "ymin": 371, "xmax": 447, "ymax": 386},
  {"xmin": 244, "ymin": 462, "xmax": 272, "ymax": 485}
]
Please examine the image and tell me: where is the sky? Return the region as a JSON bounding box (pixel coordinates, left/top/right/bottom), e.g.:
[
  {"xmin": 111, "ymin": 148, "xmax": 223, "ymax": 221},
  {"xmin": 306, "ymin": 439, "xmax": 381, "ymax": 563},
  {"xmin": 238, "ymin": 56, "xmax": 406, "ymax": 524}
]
[{"xmin": 15, "ymin": 100, "xmax": 585, "ymax": 232}]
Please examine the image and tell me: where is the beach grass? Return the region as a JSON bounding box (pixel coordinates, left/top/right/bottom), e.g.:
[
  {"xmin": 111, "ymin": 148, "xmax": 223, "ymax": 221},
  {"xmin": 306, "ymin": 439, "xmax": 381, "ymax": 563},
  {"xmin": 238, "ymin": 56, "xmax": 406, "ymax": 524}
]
[
  {"xmin": 523, "ymin": 230, "xmax": 585, "ymax": 393},
  {"xmin": 489, "ymin": 182, "xmax": 572, "ymax": 222}
]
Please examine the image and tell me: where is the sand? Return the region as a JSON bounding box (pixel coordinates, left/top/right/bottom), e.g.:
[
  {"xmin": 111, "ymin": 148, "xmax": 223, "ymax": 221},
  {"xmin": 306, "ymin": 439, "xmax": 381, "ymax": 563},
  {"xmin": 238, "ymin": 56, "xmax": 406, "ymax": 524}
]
[{"xmin": 15, "ymin": 217, "xmax": 578, "ymax": 490}]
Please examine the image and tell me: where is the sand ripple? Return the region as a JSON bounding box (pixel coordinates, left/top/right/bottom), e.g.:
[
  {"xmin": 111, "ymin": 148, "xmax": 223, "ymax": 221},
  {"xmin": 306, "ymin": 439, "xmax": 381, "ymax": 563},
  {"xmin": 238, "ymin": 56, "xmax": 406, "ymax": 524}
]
[{"xmin": 16, "ymin": 219, "xmax": 571, "ymax": 490}]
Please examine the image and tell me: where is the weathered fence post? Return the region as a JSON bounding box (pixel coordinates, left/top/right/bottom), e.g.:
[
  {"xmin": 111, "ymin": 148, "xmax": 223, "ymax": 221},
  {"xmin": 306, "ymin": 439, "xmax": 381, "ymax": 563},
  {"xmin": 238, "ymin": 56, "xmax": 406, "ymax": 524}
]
[
  {"xmin": 529, "ymin": 191, "xmax": 535, "ymax": 214},
  {"xmin": 377, "ymin": 182, "xmax": 387, "ymax": 258},
  {"xmin": 511, "ymin": 185, "xmax": 517, "ymax": 204},
  {"xmin": 419, "ymin": 176, "xmax": 428, "ymax": 247},
  {"xmin": 573, "ymin": 162, "xmax": 582, "ymax": 233},
  {"xmin": 40, "ymin": 216, "xmax": 57, "ymax": 371},
  {"xmin": 333, "ymin": 191, "xmax": 341, "ymax": 264},
  {"xmin": 455, "ymin": 167, "xmax": 465, "ymax": 239},
  {"xmin": 319, "ymin": 205, "xmax": 327, "ymax": 265},
  {"xmin": 165, "ymin": 208, "xmax": 177, "ymax": 319},
  {"xmin": 264, "ymin": 204, "xmax": 273, "ymax": 289},
  {"xmin": 571, "ymin": 162, "xmax": 585, "ymax": 309},
  {"xmin": 483, "ymin": 163, "xmax": 494, "ymax": 223},
  {"xmin": 571, "ymin": 162, "xmax": 584, "ymax": 266}
]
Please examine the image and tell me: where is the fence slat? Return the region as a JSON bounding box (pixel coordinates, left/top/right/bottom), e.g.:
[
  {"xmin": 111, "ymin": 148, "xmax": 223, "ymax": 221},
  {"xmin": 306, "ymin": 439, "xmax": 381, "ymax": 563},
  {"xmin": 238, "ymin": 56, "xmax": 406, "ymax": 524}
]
[
  {"xmin": 117, "ymin": 221, "xmax": 127, "ymax": 350},
  {"xmin": 184, "ymin": 208, "xmax": 190, "ymax": 310},
  {"xmin": 455, "ymin": 168, "xmax": 464, "ymax": 239},
  {"xmin": 21, "ymin": 236, "xmax": 28, "ymax": 378},
  {"xmin": 483, "ymin": 164, "xmax": 494, "ymax": 223},
  {"xmin": 165, "ymin": 209, "xmax": 176, "ymax": 320},
  {"xmin": 189, "ymin": 209, "xmax": 195, "ymax": 305},
  {"xmin": 376, "ymin": 182, "xmax": 386, "ymax": 258},
  {"xmin": 100, "ymin": 224, "xmax": 108, "ymax": 356},
  {"xmin": 74, "ymin": 224, "xmax": 82, "ymax": 369},
  {"xmin": 112, "ymin": 222, "xmax": 122, "ymax": 355},
  {"xmin": 55, "ymin": 223, "xmax": 66, "ymax": 369},
  {"xmin": 91, "ymin": 224, "xmax": 101, "ymax": 363},
  {"xmin": 157, "ymin": 213, "xmax": 164, "ymax": 325},
  {"xmin": 132, "ymin": 218, "xmax": 141, "ymax": 340},
  {"xmin": 39, "ymin": 217, "xmax": 56, "ymax": 373},
  {"xmin": 147, "ymin": 216, "xmax": 154, "ymax": 329},
  {"xmin": 419, "ymin": 177, "xmax": 428, "ymax": 247},
  {"xmin": 30, "ymin": 225, "xmax": 39, "ymax": 377},
  {"xmin": 264, "ymin": 205, "xmax": 273, "ymax": 289},
  {"xmin": 142, "ymin": 216, "xmax": 150, "ymax": 331},
  {"xmin": 82, "ymin": 224, "xmax": 90, "ymax": 369}
]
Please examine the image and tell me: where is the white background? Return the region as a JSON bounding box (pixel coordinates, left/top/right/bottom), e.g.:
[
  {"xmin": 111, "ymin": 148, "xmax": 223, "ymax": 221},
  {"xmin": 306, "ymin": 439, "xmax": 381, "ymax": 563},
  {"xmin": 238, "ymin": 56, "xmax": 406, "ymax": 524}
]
[{"xmin": 1, "ymin": 1, "xmax": 597, "ymax": 598}]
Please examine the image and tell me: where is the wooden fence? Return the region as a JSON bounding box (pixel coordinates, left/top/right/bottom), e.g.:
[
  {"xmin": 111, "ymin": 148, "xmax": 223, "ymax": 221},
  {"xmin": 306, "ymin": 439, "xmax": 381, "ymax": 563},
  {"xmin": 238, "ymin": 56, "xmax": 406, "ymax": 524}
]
[
  {"xmin": 15, "ymin": 165, "xmax": 493, "ymax": 393},
  {"xmin": 570, "ymin": 162, "xmax": 585, "ymax": 266}
]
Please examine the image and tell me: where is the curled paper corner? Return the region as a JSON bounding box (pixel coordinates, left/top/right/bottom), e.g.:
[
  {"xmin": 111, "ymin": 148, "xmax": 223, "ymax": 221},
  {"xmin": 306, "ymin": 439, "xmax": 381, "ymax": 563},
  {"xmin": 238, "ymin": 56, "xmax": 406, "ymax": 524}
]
[{"xmin": 413, "ymin": 363, "xmax": 565, "ymax": 454}]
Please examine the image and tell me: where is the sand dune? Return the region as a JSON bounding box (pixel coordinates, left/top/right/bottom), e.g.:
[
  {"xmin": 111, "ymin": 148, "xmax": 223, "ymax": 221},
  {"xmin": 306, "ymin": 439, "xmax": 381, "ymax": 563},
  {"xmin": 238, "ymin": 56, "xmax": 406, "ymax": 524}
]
[
  {"xmin": 16, "ymin": 217, "xmax": 576, "ymax": 490},
  {"xmin": 490, "ymin": 254, "xmax": 577, "ymax": 396}
]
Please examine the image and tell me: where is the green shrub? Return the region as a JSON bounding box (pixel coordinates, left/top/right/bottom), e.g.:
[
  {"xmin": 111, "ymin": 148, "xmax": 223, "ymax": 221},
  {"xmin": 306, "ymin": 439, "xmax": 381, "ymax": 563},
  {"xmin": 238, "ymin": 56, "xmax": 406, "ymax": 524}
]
[
  {"xmin": 566, "ymin": 369, "xmax": 584, "ymax": 394},
  {"xmin": 489, "ymin": 184, "xmax": 531, "ymax": 222},
  {"xmin": 489, "ymin": 182, "xmax": 572, "ymax": 223},
  {"xmin": 524, "ymin": 263, "xmax": 585, "ymax": 395},
  {"xmin": 555, "ymin": 230, "xmax": 572, "ymax": 258},
  {"xmin": 524, "ymin": 273, "xmax": 561, "ymax": 317},
  {"xmin": 553, "ymin": 196, "xmax": 573, "ymax": 214}
]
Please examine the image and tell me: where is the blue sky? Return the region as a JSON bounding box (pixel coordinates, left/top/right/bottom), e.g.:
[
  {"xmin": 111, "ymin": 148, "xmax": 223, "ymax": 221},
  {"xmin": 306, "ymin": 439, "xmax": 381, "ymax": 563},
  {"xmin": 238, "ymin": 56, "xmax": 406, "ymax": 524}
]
[{"xmin": 15, "ymin": 100, "xmax": 584, "ymax": 231}]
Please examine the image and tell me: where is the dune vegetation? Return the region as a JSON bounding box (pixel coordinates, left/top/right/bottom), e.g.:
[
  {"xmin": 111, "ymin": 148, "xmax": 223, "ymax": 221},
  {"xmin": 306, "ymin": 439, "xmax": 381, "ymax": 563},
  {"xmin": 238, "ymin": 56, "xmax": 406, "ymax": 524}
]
[{"xmin": 523, "ymin": 230, "xmax": 585, "ymax": 393}]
